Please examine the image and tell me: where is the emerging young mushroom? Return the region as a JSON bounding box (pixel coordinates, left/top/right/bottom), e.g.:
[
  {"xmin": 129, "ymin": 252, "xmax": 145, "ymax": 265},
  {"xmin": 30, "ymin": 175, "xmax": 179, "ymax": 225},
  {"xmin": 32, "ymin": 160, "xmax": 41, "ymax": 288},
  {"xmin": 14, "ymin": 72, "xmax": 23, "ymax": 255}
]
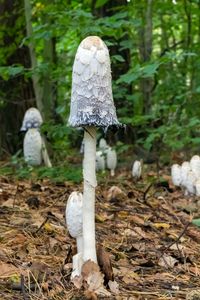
[
  {"xmin": 23, "ymin": 128, "xmax": 42, "ymax": 166},
  {"xmin": 65, "ymin": 191, "xmax": 83, "ymax": 278},
  {"xmin": 132, "ymin": 160, "xmax": 142, "ymax": 179},
  {"xmin": 171, "ymin": 164, "xmax": 181, "ymax": 187},
  {"xmin": 68, "ymin": 36, "xmax": 120, "ymax": 263},
  {"xmin": 21, "ymin": 107, "xmax": 43, "ymax": 131}
]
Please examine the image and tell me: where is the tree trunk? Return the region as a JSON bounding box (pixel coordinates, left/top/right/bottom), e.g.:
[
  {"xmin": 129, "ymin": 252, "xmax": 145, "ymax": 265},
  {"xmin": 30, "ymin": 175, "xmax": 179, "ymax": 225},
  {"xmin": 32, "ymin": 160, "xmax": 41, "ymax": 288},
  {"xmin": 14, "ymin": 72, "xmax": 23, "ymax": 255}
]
[
  {"xmin": 138, "ymin": 0, "xmax": 153, "ymax": 115},
  {"xmin": 0, "ymin": 0, "xmax": 34, "ymax": 157}
]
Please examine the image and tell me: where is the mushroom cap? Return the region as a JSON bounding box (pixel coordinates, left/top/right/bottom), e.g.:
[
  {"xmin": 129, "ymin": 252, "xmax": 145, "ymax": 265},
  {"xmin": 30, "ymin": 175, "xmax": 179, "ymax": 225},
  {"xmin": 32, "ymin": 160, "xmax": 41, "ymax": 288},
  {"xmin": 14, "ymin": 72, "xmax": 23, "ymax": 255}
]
[
  {"xmin": 65, "ymin": 191, "xmax": 83, "ymax": 238},
  {"xmin": 23, "ymin": 128, "xmax": 42, "ymax": 166},
  {"xmin": 21, "ymin": 107, "xmax": 43, "ymax": 131},
  {"xmin": 68, "ymin": 36, "xmax": 120, "ymax": 128}
]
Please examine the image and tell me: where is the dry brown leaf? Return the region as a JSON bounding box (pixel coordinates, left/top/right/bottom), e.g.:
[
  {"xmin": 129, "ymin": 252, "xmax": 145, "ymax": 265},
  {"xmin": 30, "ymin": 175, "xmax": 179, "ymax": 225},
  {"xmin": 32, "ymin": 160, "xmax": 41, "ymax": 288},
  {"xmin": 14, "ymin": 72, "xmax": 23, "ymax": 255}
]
[
  {"xmin": 0, "ymin": 262, "xmax": 20, "ymax": 278},
  {"xmin": 106, "ymin": 186, "xmax": 126, "ymax": 201},
  {"xmin": 81, "ymin": 260, "xmax": 100, "ymax": 279},
  {"xmin": 158, "ymin": 254, "xmax": 178, "ymax": 268},
  {"xmin": 97, "ymin": 245, "xmax": 113, "ymax": 283},
  {"xmin": 87, "ymin": 271, "xmax": 104, "ymax": 291},
  {"xmin": 71, "ymin": 275, "xmax": 83, "ymax": 289},
  {"xmin": 108, "ymin": 280, "xmax": 119, "ymax": 294},
  {"xmin": 153, "ymin": 222, "xmax": 170, "ymax": 229}
]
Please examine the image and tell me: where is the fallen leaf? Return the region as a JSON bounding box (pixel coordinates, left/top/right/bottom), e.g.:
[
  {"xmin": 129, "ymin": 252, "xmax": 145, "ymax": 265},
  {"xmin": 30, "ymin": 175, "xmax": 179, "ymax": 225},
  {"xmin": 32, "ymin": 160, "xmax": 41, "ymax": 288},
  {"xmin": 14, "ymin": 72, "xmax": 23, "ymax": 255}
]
[
  {"xmin": 108, "ymin": 280, "xmax": 119, "ymax": 294},
  {"xmin": 0, "ymin": 262, "xmax": 20, "ymax": 278},
  {"xmin": 97, "ymin": 245, "xmax": 113, "ymax": 283},
  {"xmin": 158, "ymin": 254, "xmax": 178, "ymax": 268},
  {"xmin": 153, "ymin": 222, "xmax": 170, "ymax": 229}
]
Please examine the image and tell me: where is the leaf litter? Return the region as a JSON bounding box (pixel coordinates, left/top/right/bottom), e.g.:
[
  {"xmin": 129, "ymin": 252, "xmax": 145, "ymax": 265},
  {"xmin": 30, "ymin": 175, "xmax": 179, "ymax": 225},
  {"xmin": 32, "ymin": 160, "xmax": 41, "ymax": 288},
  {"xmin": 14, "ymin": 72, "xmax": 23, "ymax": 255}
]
[{"xmin": 0, "ymin": 168, "xmax": 200, "ymax": 299}]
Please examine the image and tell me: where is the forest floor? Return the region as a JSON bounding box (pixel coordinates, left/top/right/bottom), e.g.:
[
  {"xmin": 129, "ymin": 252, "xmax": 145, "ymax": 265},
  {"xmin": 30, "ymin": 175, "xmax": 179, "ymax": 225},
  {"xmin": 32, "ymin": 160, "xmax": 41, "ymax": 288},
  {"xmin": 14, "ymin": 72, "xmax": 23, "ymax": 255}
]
[{"xmin": 1, "ymin": 164, "xmax": 200, "ymax": 300}]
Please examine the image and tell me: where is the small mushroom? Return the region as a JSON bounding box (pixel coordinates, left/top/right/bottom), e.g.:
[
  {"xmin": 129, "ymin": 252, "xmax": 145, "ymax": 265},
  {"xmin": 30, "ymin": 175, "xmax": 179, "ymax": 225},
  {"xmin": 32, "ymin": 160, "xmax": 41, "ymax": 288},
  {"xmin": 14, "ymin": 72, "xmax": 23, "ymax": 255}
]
[
  {"xmin": 66, "ymin": 191, "xmax": 83, "ymax": 253},
  {"xmin": 65, "ymin": 191, "xmax": 83, "ymax": 278},
  {"xmin": 21, "ymin": 107, "xmax": 43, "ymax": 131},
  {"xmin": 185, "ymin": 170, "xmax": 196, "ymax": 195},
  {"xmin": 106, "ymin": 147, "xmax": 117, "ymax": 176},
  {"xmin": 23, "ymin": 128, "xmax": 42, "ymax": 166},
  {"xmin": 171, "ymin": 164, "xmax": 181, "ymax": 187},
  {"xmin": 68, "ymin": 36, "xmax": 121, "ymax": 263},
  {"xmin": 180, "ymin": 161, "xmax": 191, "ymax": 188},
  {"xmin": 132, "ymin": 160, "xmax": 142, "ymax": 179}
]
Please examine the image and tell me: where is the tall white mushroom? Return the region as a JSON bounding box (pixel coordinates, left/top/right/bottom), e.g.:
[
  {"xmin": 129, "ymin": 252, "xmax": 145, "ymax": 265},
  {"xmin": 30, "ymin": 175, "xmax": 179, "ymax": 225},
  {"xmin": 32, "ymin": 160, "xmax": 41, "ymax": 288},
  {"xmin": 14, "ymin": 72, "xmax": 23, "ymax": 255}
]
[
  {"xmin": 23, "ymin": 128, "xmax": 42, "ymax": 166},
  {"xmin": 20, "ymin": 107, "xmax": 43, "ymax": 131},
  {"xmin": 106, "ymin": 147, "xmax": 117, "ymax": 176},
  {"xmin": 66, "ymin": 191, "xmax": 83, "ymax": 278},
  {"xmin": 171, "ymin": 164, "xmax": 181, "ymax": 187},
  {"xmin": 68, "ymin": 36, "xmax": 120, "ymax": 263},
  {"xmin": 132, "ymin": 160, "xmax": 142, "ymax": 179}
]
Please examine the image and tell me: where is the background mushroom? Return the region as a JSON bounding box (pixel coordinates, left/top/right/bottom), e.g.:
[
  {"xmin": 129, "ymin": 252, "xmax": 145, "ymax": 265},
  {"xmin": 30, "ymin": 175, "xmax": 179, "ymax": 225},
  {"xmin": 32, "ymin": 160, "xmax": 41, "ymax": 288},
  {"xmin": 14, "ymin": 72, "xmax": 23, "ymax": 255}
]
[
  {"xmin": 68, "ymin": 36, "xmax": 120, "ymax": 263},
  {"xmin": 132, "ymin": 160, "xmax": 142, "ymax": 179},
  {"xmin": 106, "ymin": 147, "xmax": 117, "ymax": 176},
  {"xmin": 23, "ymin": 128, "xmax": 42, "ymax": 166},
  {"xmin": 21, "ymin": 107, "xmax": 52, "ymax": 167}
]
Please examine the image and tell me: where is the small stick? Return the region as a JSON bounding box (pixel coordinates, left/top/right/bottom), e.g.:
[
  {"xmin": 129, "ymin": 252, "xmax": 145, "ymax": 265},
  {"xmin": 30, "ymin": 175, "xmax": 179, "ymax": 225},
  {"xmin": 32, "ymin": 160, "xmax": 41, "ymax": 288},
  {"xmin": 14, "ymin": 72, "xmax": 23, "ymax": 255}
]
[{"xmin": 159, "ymin": 220, "xmax": 191, "ymax": 258}]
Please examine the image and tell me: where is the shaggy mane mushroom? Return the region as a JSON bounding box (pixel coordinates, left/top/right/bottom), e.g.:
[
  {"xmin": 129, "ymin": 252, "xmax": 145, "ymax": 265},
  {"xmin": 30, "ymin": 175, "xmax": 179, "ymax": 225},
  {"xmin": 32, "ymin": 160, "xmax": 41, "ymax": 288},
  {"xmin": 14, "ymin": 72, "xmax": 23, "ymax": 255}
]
[{"xmin": 68, "ymin": 36, "xmax": 120, "ymax": 263}]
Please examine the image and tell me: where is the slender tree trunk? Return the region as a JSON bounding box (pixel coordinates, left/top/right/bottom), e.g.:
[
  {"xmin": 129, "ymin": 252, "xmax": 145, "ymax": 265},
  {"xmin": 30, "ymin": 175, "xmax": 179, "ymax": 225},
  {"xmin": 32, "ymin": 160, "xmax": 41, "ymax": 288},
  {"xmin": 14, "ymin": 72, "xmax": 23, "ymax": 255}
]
[
  {"xmin": 139, "ymin": 0, "xmax": 153, "ymax": 115},
  {"xmin": 0, "ymin": 0, "xmax": 34, "ymax": 156},
  {"xmin": 24, "ymin": 0, "xmax": 45, "ymax": 119}
]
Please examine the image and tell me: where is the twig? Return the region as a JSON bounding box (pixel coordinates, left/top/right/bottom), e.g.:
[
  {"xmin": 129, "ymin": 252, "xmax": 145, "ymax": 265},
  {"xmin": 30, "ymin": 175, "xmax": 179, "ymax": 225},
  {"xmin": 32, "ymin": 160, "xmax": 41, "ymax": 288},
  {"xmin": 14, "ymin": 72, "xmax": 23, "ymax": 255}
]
[
  {"xmin": 159, "ymin": 219, "xmax": 191, "ymax": 258},
  {"xmin": 143, "ymin": 183, "xmax": 153, "ymax": 200},
  {"xmin": 34, "ymin": 216, "xmax": 49, "ymax": 234},
  {"xmin": 21, "ymin": 274, "xmax": 30, "ymax": 300},
  {"xmin": 13, "ymin": 184, "xmax": 19, "ymax": 208}
]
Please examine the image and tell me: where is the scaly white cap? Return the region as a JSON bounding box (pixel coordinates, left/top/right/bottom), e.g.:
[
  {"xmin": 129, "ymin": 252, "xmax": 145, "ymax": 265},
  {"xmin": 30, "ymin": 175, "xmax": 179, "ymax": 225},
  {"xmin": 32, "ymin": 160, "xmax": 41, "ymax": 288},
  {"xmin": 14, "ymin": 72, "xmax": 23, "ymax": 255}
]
[
  {"xmin": 21, "ymin": 107, "xmax": 43, "ymax": 131},
  {"xmin": 68, "ymin": 36, "xmax": 120, "ymax": 128}
]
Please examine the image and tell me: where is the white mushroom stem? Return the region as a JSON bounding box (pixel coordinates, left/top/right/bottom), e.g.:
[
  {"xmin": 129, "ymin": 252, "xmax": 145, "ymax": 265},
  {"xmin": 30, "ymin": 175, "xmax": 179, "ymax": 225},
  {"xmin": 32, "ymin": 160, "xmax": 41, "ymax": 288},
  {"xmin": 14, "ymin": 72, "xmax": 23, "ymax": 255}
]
[
  {"xmin": 83, "ymin": 126, "xmax": 97, "ymax": 263},
  {"xmin": 76, "ymin": 235, "xmax": 83, "ymax": 254},
  {"xmin": 71, "ymin": 253, "xmax": 83, "ymax": 279}
]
